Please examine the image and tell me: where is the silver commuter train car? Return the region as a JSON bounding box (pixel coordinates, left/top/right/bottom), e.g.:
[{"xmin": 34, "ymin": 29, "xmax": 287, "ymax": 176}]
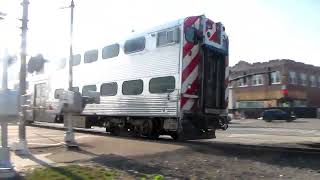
[{"xmin": 23, "ymin": 15, "xmax": 229, "ymax": 139}]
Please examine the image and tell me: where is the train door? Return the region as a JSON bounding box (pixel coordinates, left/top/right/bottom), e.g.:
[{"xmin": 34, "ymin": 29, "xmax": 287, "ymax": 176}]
[
  {"xmin": 202, "ymin": 48, "xmax": 226, "ymax": 111},
  {"xmin": 33, "ymin": 83, "xmax": 48, "ymax": 122}
]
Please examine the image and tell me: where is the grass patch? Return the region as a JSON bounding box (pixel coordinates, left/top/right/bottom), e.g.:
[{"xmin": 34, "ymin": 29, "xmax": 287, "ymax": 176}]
[
  {"xmin": 140, "ymin": 174, "xmax": 164, "ymax": 180},
  {"xmin": 25, "ymin": 165, "xmax": 117, "ymax": 180}
]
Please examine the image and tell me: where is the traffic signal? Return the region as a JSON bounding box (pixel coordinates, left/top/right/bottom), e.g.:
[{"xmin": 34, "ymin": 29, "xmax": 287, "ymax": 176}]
[{"xmin": 27, "ymin": 54, "xmax": 47, "ymax": 73}]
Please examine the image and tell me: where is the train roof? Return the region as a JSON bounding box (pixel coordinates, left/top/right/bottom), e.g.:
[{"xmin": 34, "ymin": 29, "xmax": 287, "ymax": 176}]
[{"xmin": 124, "ymin": 18, "xmax": 184, "ymax": 40}]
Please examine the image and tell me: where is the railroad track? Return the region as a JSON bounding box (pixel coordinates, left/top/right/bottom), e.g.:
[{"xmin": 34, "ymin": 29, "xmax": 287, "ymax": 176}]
[{"xmin": 29, "ymin": 122, "xmax": 320, "ymax": 155}]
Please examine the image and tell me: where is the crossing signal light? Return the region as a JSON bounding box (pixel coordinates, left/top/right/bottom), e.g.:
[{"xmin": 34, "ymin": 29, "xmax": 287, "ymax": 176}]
[{"xmin": 27, "ymin": 54, "xmax": 47, "ymax": 73}]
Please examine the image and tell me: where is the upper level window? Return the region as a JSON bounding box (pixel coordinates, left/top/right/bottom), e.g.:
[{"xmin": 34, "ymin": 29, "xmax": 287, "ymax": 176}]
[
  {"xmin": 72, "ymin": 54, "xmax": 81, "ymax": 66},
  {"xmin": 84, "ymin": 49, "xmax": 98, "ymax": 63},
  {"xmin": 237, "ymin": 78, "xmax": 247, "ymax": 87},
  {"xmin": 271, "ymin": 71, "xmax": 281, "ymax": 84},
  {"xmin": 100, "ymin": 82, "xmax": 118, "ymax": 96},
  {"xmin": 149, "ymin": 76, "xmax": 175, "ymax": 94},
  {"xmin": 82, "ymin": 85, "xmax": 97, "ymax": 96},
  {"xmin": 310, "ymin": 75, "xmax": 316, "ymax": 87},
  {"xmin": 300, "ymin": 73, "xmax": 307, "ymax": 86},
  {"xmin": 251, "ymin": 75, "xmax": 263, "ymax": 86},
  {"xmin": 289, "ymin": 71, "xmax": 297, "ymax": 84},
  {"xmin": 124, "ymin": 37, "xmax": 145, "ymax": 54},
  {"xmin": 122, "ymin": 79, "xmax": 143, "ymax": 95},
  {"xmin": 102, "ymin": 44, "xmax": 120, "ymax": 60},
  {"xmin": 157, "ymin": 28, "xmax": 180, "ymax": 47}
]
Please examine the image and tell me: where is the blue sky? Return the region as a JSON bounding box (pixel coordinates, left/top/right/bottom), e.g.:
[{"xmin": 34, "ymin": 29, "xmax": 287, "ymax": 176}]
[{"xmin": 0, "ymin": 0, "xmax": 319, "ymax": 66}]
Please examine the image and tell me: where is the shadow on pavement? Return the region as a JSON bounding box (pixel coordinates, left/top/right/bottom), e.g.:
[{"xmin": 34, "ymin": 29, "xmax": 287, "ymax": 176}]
[
  {"xmin": 184, "ymin": 141, "xmax": 320, "ymax": 171},
  {"xmin": 50, "ymin": 139, "xmax": 320, "ymax": 178},
  {"xmin": 66, "ymin": 147, "xmax": 182, "ymax": 179}
]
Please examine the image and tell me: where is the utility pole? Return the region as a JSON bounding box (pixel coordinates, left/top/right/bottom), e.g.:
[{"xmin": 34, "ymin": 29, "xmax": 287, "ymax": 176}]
[
  {"xmin": 64, "ymin": 0, "xmax": 77, "ymax": 147},
  {"xmin": 13, "ymin": 0, "xmax": 30, "ymax": 154}
]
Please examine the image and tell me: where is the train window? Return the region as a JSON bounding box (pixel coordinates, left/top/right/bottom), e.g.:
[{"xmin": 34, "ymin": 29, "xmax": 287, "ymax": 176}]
[
  {"xmin": 102, "ymin": 44, "xmax": 120, "ymax": 59},
  {"xmin": 72, "ymin": 54, "xmax": 81, "ymax": 66},
  {"xmin": 84, "ymin": 49, "xmax": 98, "ymax": 63},
  {"xmin": 100, "ymin": 82, "xmax": 118, "ymax": 96},
  {"xmin": 149, "ymin": 76, "xmax": 175, "ymax": 93},
  {"xmin": 157, "ymin": 28, "xmax": 180, "ymax": 47},
  {"xmin": 124, "ymin": 37, "xmax": 145, "ymax": 54},
  {"xmin": 54, "ymin": 88, "xmax": 64, "ymax": 99},
  {"xmin": 82, "ymin": 85, "xmax": 97, "ymax": 96},
  {"xmin": 122, "ymin": 79, "xmax": 143, "ymax": 95}
]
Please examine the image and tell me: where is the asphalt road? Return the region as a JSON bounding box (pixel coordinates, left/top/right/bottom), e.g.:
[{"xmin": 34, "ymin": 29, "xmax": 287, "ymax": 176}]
[{"xmin": 213, "ymin": 118, "xmax": 320, "ymax": 148}]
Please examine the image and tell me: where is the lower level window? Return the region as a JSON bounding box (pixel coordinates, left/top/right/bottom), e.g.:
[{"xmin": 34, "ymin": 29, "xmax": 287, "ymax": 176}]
[
  {"xmin": 100, "ymin": 82, "xmax": 118, "ymax": 96},
  {"xmin": 149, "ymin": 76, "xmax": 175, "ymax": 93},
  {"xmin": 82, "ymin": 85, "xmax": 97, "ymax": 96},
  {"xmin": 122, "ymin": 80, "xmax": 143, "ymax": 95}
]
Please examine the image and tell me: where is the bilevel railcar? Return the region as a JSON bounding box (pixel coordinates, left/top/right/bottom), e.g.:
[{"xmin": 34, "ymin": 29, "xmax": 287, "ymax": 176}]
[{"xmin": 23, "ymin": 15, "xmax": 229, "ymax": 140}]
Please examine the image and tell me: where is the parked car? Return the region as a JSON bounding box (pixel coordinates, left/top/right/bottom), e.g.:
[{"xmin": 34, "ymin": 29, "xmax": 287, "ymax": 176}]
[{"xmin": 262, "ymin": 109, "xmax": 296, "ymax": 122}]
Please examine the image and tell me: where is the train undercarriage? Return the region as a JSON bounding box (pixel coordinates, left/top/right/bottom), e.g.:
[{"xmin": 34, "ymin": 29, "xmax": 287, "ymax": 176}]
[{"xmin": 53, "ymin": 113, "xmax": 228, "ymax": 140}]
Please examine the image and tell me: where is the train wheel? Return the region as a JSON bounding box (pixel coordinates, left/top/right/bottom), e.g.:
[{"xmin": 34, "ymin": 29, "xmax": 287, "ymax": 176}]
[
  {"xmin": 170, "ymin": 132, "xmax": 184, "ymax": 141},
  {"xmin": 110, "ymin": 126, "xmax": 121, "ymax": 136},
  {"xmin": 149, "ymin": 119, "xmax": 160, "ymax": 139},
  {"xmin": 141, "ymin": 119, "xmax": 153, "ymax": 137}
]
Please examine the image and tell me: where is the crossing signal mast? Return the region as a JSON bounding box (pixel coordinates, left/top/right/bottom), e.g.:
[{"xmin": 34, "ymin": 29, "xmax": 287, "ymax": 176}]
[{"xmin": 11, "ymin": 0, "xmax": 30, "ymax": 154}]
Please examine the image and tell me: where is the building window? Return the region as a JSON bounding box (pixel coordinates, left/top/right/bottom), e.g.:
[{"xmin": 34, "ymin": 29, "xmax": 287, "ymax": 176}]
[
  {"xmin": 271, "ymin": 71, "xmax": 281, "ymax": 84},
  {"xmin": 122, "ymin": 79, "xmax": 143, "ymax": 95},
  {"xmin": 237, "ymin": 101, "xmax": 264, "ymax": 108},
  {"xmin": 72, "ymin": 54, "xmax": 81, "ymax": 66},
  {"xmin": 82, "ymin": 85, "xmax": 97, "ymax": 96},
  {"xmin": 157, "ymin": 28, "xmax": 179, "ymax": 47},
  {"xmin": 300, "ymin": 73, "xmax": 307, "ymax": 86},
  {"xmin": 251, "ymin": 75, "xmax": 263, "ymax": 86},
  {"xmin": 289, "ymin": 71, "xmax": 297, "ymax": 84},
  {"xmin": 102, "ymin": 43, "xmax": 120, "ymax": 60},
  {"xmin": 149, "ymin": 76, "xmax": 175, "ymax": 94},
  {"xmin": 84, "ymin": 49, "xmax": 98, "ymax": 63},
  {"xmin": 318, "ymin": 76, "xmax": 320, "ymax": 87},
  {"xmin": 124, "ymin": 37, "xmax": 146, "ymax": 54},
  {"xmin": 310, "ymin": 75, "xmax": 316, "ymax": 87},
  {"xmin": 100, "ymin": 82, "xmax": 118, "ymax": 96},
  {"xmin": 237, "ymin": 78, "xmax": 247, "ymax": 87}
]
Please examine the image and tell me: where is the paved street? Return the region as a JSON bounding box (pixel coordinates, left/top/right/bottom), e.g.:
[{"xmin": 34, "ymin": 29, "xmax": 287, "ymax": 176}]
[
  {"xmin": 214, "ymin": 118, "xmax": 320, "ymax": 148},
  {"xmin": 1, "ymin": 118, "xmax": 320, "ymax": 179}
]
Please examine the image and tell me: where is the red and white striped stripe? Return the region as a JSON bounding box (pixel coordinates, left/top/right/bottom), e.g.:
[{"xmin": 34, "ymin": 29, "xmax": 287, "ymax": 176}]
[
  {"xmin": 224, "ymin": 56, "xmax": 229, "ymax": 108},
  {"xmin": 181, "ymin": 16, "xmax": 201, "ymax": 111}
]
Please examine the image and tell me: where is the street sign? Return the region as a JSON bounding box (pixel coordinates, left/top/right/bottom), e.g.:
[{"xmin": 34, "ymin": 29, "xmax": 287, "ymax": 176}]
[{"xmin": 0, "ymin": 89, "xmax": 19, "ymax": 119}]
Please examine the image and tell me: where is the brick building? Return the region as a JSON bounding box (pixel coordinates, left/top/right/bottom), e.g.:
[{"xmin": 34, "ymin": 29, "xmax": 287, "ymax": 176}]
[{"xmin": 229, "ymin": 59, "xmax": 320, "ymax": 109}]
